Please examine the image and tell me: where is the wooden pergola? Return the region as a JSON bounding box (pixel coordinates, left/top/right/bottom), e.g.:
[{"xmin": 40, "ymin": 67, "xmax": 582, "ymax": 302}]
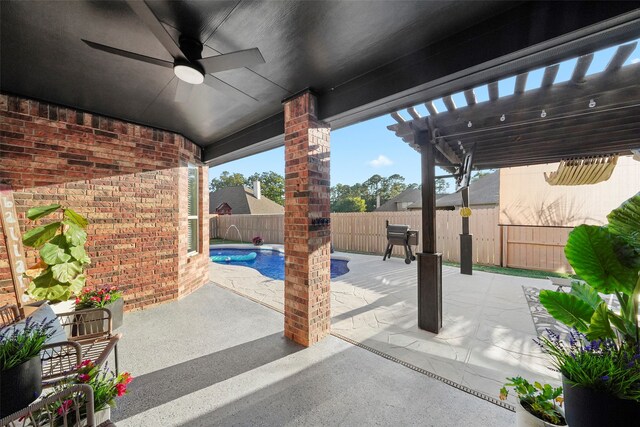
[{"xmin": 387, "ymin": 41, "xmax": 640, "ymax": 334}]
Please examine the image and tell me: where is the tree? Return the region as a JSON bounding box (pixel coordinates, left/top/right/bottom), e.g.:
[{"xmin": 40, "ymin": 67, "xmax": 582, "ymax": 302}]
[
  {"xmin": 471, "ymin": 169, "xmax": 495, "ymax": 182},
  {"xmin": 246, "ymin": 171, "xmax": 285, "ymax": 205},
  {"xmin": 332, "ymin": 196, "xmax": 366, "ymax": 212},
  {"xmin": 210, "ymin": 171, "xmax": 246, "ymax": 192},
  {"xmin": 435, "ymin": 178, "xmax": 449, "ymax": 194},
  {"xmin": 330, "ymin": 174, "xmax": 418, "ymax": 212}
]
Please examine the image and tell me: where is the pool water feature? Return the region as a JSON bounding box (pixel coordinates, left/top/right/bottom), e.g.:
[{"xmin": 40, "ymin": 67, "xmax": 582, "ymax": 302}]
[{"xmin": 210, "ymin": 248, "xmax": 349, "ymax": 280}]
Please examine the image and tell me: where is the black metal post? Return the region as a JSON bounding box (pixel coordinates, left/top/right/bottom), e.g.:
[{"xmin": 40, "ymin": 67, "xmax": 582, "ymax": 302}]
[
  {"xmin": 460, "ymin": 186, "xmax": 473, "ymax": 275},
  {"xmin": 415, "ymin": 127, "xmax": 442, "ymax": 334}
]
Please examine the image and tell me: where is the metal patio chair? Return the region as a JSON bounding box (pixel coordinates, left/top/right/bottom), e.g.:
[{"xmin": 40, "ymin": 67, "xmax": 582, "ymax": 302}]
[{"xmin": 0, "ymin": 304, "xmax": 121, "ymax": 386}]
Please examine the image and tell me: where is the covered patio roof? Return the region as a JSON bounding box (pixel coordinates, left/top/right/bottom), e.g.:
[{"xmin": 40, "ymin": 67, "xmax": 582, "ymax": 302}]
[
  {"xmin": 387, "ymin": 41, "xmax": 640, "ymax": 173},
  {"xmin": 2, "ymin": 2, "xmax": 640, "ymax": 164}
]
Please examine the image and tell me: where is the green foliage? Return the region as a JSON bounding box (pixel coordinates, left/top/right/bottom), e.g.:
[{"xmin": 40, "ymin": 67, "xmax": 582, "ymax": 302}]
[
  {"xmin": 0, "ymin": 318, "xmax": 53, "ymax": 370},
  {"xmin": 209, "ymin": 171, "xmax": 246, "ymax": 192},
  {"xmin": 499, "ymin": 376, "xmax": 565, "ymax": 425},
  {"xmin": 470, "ymin": 169, "xmax": 495, "ymax": 183},
  {"xmin": 75, "ymin": 286, "xmax": 122, "ymax": 309},
  {"xmin": 330, "ymin": 174, "xmax": 419, "ymax": 212},
  {"xmin": 27, "ymin": 204, "xmax": 61, "ymax": 221},
  {"xmin": 540, "ymin": 193, "xmax": 640, "ymax": 347},
  {"xmin": 538, "ymin": 330, "xmax": 640, "ymax": 402},
  {"xmin": 22, "ymin": 222, "xmax": 62, "ymax": 248},
  {"xmin": 539, "ymin": 291, "xmax": 593, "ymax": 333},
  {"xmin": 246, "ymin": 171, "xmax": 285, "ymax": 205},
  {"xmin": 22, "ymin": 205, "xmax": 90, "ymax": 303},
  {"xmin": 332, "ymin": 196, "xmax": 367, "ymax": 213},
  {"xmin": 564, "ymin": 225, "xmax": 637, "ymax": 295},
  {"xmin": 607, "ymin": 192, "xmax": 640, "ymax": 252}
]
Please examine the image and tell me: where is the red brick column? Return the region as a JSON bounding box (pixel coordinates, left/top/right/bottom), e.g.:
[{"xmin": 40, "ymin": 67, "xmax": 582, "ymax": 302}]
[{"xmin": 283, "ymin": 90, "xmax": 331, "ymax": 347}]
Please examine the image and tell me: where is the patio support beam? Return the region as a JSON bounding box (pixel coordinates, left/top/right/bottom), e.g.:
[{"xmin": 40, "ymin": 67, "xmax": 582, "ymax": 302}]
[
  {"xmin": 415, "ymin": 126, "xmax": 442, "ymax": 334},
  {"xmin": 460, "ymin": 187, "xmax": 472, "ymax": 275},
  {"xmin": 282, "ymin": 89, "xmax": 331, "ymax": 347}
]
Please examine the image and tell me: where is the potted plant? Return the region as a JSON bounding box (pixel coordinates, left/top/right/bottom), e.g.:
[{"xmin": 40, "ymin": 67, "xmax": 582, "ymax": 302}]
[
  {"xmin": 75, "ymin": 286, "xmax": 124, "ymax": 330},
  {"xmin": 252, "ymin": 236, "xmax": 263, "ymax": 246},
  {"xmin": 0, "ymin": 318, "xmax": 54, "ymax": 417},
  {"xmin": 537, "ymin": 329, "xmax": 640, "ymax": 426},
  {"xmin": 50, "ymin": 360, "xmax": 133, "ymax": 425},
  {"xmin": 22, "ymin": 204, "xmax": 91, "ymax": 312},
  {"xmin": 538, "ymin": 193, "xmax": 640, "ymax": 425},
  {"xmin": 500, "ymin": 376, "xmax": 565, "ymax": 426}
]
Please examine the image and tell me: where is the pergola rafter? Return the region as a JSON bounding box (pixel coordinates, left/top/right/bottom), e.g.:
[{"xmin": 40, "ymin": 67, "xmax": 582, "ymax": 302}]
[{"xmin": 388, "ymin": 41, "xmax": 640, "ymax": 171}]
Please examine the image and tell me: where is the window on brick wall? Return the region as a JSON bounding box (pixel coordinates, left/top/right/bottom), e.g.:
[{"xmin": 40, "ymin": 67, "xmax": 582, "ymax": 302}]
[{"xmin": 187, "ymin": 164, "xmax": 199, "ymax": 255}]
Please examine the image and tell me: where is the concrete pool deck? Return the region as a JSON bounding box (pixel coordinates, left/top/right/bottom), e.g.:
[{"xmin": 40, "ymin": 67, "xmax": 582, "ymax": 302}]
[
  {"xmin": 112, "ymin": 284, "xmax": 514, "ymax": 426},
  {"xmin": 210, "ymin": 248, "xmax": 561, "ymax": 404}
]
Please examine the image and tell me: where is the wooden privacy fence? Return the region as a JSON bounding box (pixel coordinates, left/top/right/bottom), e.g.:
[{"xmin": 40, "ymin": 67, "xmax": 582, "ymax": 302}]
[
  {"xmin": 213, "ymin": 214, "xmax": 284, "ymax": 244},
  {"xmin": 331, "ymin": 209, "xmax": 501, "ymax": 265},
  {"xmin": 210, "ymin": 209, "xmax": 574, "ymax": 273},
  {"xmin": 502, "ymin": 225, "xmax": 573, "ymax": 273}
]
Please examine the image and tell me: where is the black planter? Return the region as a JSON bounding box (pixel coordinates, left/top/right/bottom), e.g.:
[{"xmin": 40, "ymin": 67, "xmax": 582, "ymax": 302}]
[
  {"xmin": 562, "ymin": 376, "xmax": 640, "ymax": 427},
  {"xmin": 0, "ymin": 357, "xmax": 42, "ymax": 418}
]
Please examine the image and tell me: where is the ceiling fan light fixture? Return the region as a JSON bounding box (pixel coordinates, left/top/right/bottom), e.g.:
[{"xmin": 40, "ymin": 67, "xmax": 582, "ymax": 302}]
[{"xmin": 173, "ymin": 64, "xmax": 204, "ymax": 85}]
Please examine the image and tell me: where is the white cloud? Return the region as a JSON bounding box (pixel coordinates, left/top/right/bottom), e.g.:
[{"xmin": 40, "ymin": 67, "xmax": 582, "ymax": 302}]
[
  {"xmin": 631, "ymin": 58, "xmax": 640, "ymax": 64},
  {"xmin": 368, "ymin": 155, "xmax": 393, "ymax": 168}
]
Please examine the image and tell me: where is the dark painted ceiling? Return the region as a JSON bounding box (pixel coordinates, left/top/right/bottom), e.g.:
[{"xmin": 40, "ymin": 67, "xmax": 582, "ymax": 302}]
[
  {"xmin": 1, "ymin": 1, "xmax": 510, "ymax": 144},
  {"xmin": 2, "ymin": 1, "xmax": 640, "ymax": 164}
]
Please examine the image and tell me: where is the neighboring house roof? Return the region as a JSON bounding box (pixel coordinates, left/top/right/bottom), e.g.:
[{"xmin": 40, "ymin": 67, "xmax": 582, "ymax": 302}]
[
  {"xmin": 209, "ymin": 186, "xmax": 284, "ymax": 215},
  {"xmin": 375, "ymin": 188, "xmax": 422, "ymax": 212},
  {"xmin": 435, "ymin": 172, "xmax": 500, "ymax": 208}
]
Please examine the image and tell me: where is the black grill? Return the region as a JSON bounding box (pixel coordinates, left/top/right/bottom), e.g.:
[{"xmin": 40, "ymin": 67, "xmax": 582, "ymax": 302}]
[{"xmin": 383, "ymin": 222, "xmax": 419, "ymax": 264}]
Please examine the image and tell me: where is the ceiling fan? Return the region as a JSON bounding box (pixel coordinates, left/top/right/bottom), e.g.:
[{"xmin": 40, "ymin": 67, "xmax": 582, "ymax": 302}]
[{"xmin": 82, "ymin": 0, "xmax": 264, "ymax": 103}]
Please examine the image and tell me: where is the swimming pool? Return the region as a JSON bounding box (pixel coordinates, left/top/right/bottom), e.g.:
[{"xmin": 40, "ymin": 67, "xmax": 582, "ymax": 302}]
[{"xmin": 210, "ymin": 248, "xmax": 349, "ymax": 280}]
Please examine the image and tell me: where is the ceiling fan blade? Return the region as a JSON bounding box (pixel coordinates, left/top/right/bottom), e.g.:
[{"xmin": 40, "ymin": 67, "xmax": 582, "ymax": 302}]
[
  {"xmin": 197, "ymin": 48, "xmax": 265, "ymax": 74},
  {"xmin": 82, "ymin": 39, "xmax": 173, "ymax": 69},
  {"xmin": 174, "ymin": 79, "xmax": 194, "ymax": 103},
  {"xmin": 125, "ymin": 0, "xmax": 185, "ymax": 60},
  {"xmin": 203, "ymin": 75, "xmax": 258, "ymax": 104}
]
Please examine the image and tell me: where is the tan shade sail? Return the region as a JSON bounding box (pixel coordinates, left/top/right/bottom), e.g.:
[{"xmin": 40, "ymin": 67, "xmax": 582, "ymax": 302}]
[{"xmin": 544, "ymin": 155, "xmax": 618, "ymax": 186}]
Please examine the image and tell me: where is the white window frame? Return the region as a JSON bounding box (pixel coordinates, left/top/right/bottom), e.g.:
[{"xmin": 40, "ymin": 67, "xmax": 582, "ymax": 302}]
[{"xmin": 187, "ymin": 163, "xmax": 199, "ymax": 256}]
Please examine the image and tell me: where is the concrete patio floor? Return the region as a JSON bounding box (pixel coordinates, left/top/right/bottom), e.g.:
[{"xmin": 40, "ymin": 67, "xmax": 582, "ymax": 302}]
[
  {"xmin": 112, "ymin": 284, "xmax": 513, "ymax": 426},
  {"xmin": 210, "ymin": 248, "xmax": 561, "ymax": 405}
]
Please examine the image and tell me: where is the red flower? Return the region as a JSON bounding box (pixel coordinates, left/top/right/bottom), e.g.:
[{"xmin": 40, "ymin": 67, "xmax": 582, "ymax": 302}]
[
  {"xmin": 57, "ymin": 399, "xmax": 73, "ymax": 415},
  {"xmin": 75, "ymin": 297, "xmax": 81, "ymax": 304},
  {"xmin": 83, "ymin": 288, "xmax": 90, "ymax": 294},
  {"xmin": 104, "ymin": 294, "xmax": 111, "ymax": 300},
  {"xmin": 115, "ymin": 383, "xmax": 127, "ymax": 397},
  {"xmin": 78, "ymin": 360, "xmax": 93, "ymax": 368},
  {"xmin": 78, "ymin": 373, "xmax": 90, "ymax": 383},
  {"xmin": 120, "ymin": 372, "xmax": 133, "ymax": 385}
]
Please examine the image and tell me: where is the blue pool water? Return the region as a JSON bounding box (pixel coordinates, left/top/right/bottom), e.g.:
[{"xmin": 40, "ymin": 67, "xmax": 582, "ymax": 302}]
[{"xmin": 210, "ymin": 248, "xmax": 349, "ymax": 280}]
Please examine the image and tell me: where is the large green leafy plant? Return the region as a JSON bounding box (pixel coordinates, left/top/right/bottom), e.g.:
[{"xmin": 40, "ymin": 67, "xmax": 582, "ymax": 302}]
[
  {"xmin": 22, "ymin": 204, "xmax": 90, "ymax": 302},
  {"xmin": 539, "ymin": 193, "xmax": 640, "ymax": 347}
]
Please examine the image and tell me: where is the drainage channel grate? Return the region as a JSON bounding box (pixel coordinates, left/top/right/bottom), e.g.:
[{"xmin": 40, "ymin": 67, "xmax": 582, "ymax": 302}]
[{"xmin": 211, "ymin": 281, "xmax": 515, "ymax": 412}]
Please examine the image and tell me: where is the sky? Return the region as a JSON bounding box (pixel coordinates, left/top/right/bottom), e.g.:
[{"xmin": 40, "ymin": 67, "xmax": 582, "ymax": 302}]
[{"xmin": 209, "ymin": 39, "xmax": 640, "ymax": 188}]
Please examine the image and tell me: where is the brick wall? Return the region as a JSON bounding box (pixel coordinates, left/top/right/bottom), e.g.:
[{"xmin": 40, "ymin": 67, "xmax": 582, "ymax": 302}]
[
  {"xmin": 283, "ymin": 90, "xmax": 331, "ymax": 346},
  {"xmin": 0, "ymin": 94, "xmax": 209, "ymax": 310}
]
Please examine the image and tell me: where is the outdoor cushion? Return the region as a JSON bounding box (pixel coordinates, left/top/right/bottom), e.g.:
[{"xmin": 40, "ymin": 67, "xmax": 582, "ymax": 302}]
[{"xmin": 7, "ymin": 302, "xmax": 67, "ymax": 345}]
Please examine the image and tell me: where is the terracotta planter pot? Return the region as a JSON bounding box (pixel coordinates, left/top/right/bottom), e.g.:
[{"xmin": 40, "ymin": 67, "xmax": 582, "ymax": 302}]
[
  {"xmin": 0, "ymin": 357, "xmax": 42, "ymax": 418},
  {"xmin": 515, "ymin": 400, "xmax": 566, "ymax": 427},
  {"xmin": 562, "ymin": 376, "xmax": 640, "ymax": 427}
]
